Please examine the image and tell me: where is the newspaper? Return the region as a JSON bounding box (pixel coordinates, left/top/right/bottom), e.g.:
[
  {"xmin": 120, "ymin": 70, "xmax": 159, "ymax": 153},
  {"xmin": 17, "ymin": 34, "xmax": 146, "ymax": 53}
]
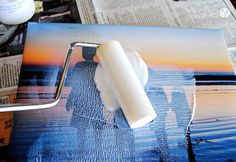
[
  {"xmin": 75, "ymin": 0, "xmax": 236, "ymax": 48},
  {"xmin": 0, "ymin": 55, "xmax": 22, "ymax": 97},
  {"xmin": 0, "ymin": 55, "xmax": 20, "ymax": 147}
]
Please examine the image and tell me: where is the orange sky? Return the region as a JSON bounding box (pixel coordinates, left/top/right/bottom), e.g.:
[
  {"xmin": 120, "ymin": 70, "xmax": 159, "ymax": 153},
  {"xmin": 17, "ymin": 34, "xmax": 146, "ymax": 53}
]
[
  {"xmin": 23, "ymin": 43, "xmax": 234, "ymax": 73},
  {"xmin": 23, "ymin": 43, "xmax": 100, "ymax": 66},
  {"xmin": 22, "ymin": 23, "xmax": 234, "ymax": 73}
]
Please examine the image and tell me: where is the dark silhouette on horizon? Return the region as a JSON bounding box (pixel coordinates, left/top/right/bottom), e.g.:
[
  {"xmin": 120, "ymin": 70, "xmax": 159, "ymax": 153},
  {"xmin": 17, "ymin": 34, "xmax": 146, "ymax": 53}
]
[
  {"xmin": 65, "ymin": 47, "xmax": 135, "ymax": 160},
  {"xmin": 66, "ymin": 47, "xmax": 105, "ymax": 159}
]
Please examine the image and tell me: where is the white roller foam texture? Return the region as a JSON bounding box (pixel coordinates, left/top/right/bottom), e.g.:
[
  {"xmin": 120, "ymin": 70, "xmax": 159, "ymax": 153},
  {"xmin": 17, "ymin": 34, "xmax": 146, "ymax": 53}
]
[{"xmin": 97, "ymin": 40, "xmax": 156, "ymax": 129}]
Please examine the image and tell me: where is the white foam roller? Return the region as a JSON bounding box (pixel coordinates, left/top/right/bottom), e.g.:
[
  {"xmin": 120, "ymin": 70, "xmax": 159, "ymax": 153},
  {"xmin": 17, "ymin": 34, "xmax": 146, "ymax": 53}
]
[{"xmin": 97, "ymin": 40, "xmax": 157, "ymax": 129}]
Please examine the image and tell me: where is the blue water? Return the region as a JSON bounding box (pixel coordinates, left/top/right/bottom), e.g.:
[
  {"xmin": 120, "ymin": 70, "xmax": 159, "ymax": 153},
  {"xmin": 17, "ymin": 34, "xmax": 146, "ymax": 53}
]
[
  {"xmin": 190, "ymin": 115, "xmax": 236, "ymax": 161},
  {"xmin": 8, "ymin": 61, "xmax": 196, "ymax": 161}
]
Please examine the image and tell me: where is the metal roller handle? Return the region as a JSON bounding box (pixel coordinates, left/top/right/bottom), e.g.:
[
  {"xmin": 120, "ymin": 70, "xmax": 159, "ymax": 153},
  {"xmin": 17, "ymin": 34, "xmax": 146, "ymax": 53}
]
[{"xmin": 0, "ymin": 42, "xmax": 100, "ymax": 112}]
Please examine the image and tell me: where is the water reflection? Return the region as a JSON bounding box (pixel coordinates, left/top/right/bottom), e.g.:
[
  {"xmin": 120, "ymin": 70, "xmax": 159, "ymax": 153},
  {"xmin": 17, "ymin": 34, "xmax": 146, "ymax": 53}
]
[
  {"xmin": 9, "ymin": 49, "xmax": 195, "ymax": 161},
  {"xmin": 147, "ymin": 87, "xmax": 171, "ymax": 161},
  {"xmin": 65, "ymin": 47, "xmax": 135, "ymax": 160},
  {"xmin": 66, "ymin": 47, "xmax": 104, "ymax": 157},
  {"xmin": 146, "ymin": 69, "xmax": 195, "ymax": 161}
]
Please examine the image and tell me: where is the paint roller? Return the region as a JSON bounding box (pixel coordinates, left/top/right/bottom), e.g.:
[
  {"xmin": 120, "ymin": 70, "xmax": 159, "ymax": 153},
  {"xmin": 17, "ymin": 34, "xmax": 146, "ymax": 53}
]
[
  {"xmin": 0, "ymin": 40, "xmax": 156, "ymax": 129},
  {"xmin": 97, "ymin": 40, "xmax": 156, "ymax": 129}
]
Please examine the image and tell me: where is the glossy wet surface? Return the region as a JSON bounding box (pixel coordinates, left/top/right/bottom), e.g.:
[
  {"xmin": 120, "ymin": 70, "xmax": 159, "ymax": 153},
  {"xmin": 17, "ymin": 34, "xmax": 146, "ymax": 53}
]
[{"xmin": 9, "ymin": 63, "xmax": 195, "ymax": 161}]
